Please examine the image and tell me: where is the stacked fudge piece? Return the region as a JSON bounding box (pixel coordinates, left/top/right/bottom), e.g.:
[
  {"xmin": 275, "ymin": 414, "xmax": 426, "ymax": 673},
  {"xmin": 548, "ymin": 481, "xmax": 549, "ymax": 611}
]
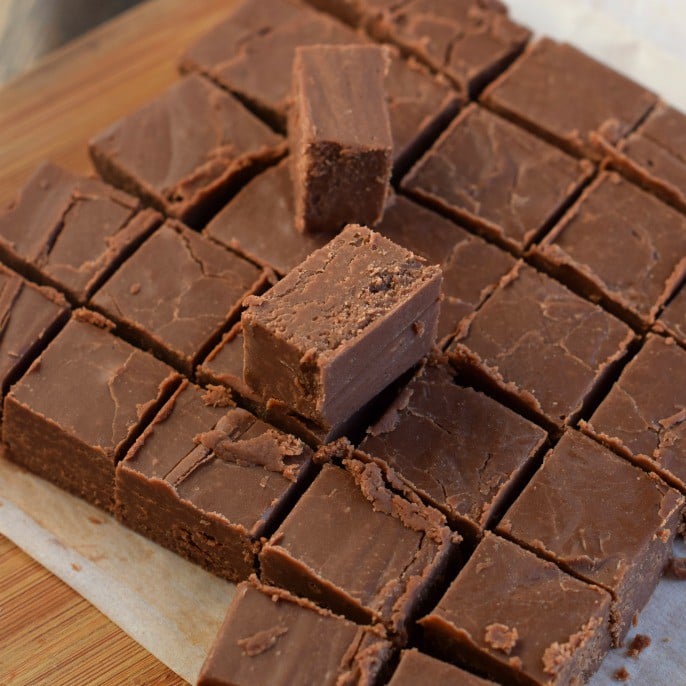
[{"xmin": 0, "ymin": 0, "xmax": 685, "ymax": 684}]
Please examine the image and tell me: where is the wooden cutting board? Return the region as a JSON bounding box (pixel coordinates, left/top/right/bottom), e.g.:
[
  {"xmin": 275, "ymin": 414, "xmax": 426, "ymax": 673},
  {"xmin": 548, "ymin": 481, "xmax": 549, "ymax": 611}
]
[{"xmin": 0, "ymin": 0, "xmax": 238, "ymax": 683}]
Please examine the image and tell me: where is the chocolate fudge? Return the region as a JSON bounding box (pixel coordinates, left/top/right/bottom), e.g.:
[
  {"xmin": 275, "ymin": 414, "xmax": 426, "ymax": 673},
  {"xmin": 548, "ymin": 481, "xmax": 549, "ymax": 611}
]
[
  {"xmin": 376, "ymin": 194, "xmax": 515, "ymax": 342},
  {"xmin": 655, "ymin": 288, "xmax": 686, "ymax": 347},
  {"xmin": 243, "ymin": 225, "xmax": 441, "ymax": 431},
  {"xmin": 582, "ymin": 334, "xmax": 686, "ymax": 492},
  {"xmin": 402, "ymin": 105, "xmax": 593, "ymax": 253},
  {"xmin": 0, "ymin": 265, "xmax": 69, "ymax": 404},
  {"xmin": 260, "ymin": 455, "xmax": 459, "ymax": 638},
  {"xmin": 420, "ymin": 532, "xmax": 612, "ymax": 686},
  {"xmin": 496, "ymin": 430, "xmax": 684, "ymax": 644},
  {"xmin": 88, "ymin": 75, "xmax": 286, "ymax": 227},
  {"xmin": 481, "ymin": 38, "xmax": 657, "ymax": 159},
  {"xmin": 290, "ymin": 45, "xmax": 392, "ymax": 234},
  {"xmin": 197, "ymin": 580, "xmax": 392, "ymax": 686},
  {"xmin": 116, "ymin": 381, "xmax": 314, "ymax": 581},
  {"xmin": 359, "ymin": 362, "xmax": 546, "ymax": 539},
  {"xmin": 449, "ymin": 262, "xmax": 634, "ymax": 432},
  {"xmin": 0, "ymin": 162, "xmax": 162, "ymax": 304},
  {"xmin": 388, "ymin": 650, "xmax": 497, "ymax": 686},
  {"xmin": 533, "ymin": 172, "xmax": 686, "ymax": 330},
  {"xmin": 91, "ymin": 220, "xmax": 266, "ymax": 376},
  {"xmin": 3, "ymin": 311, "xmax": 180, "ymax": 512}
]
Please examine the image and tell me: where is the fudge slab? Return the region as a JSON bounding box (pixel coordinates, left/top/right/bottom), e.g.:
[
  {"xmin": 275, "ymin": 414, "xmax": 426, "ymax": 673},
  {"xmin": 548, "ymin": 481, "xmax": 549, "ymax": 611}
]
[
  {"xmin": 3, "ymin": 312, "xmax": 180, "ymax": 512},
  {"xmin": 290, "ymin": 45, "xmax": 392, "ymax": 234},
  {"xmin": 243, "ymin": 224, "xmax": 442, "ymax": 429},
  {"xmin": 92, "ymin": 220, "xmax": 266, "ymax": 376},
  {"xmin": 0, "ymin": 162, "xmax": 161, "ymax": 304},
  {"xmin": 0, "ymin": 265, "xmax": 69, "ymax": 403},
  {"xmin": 449, "ymin": 262, "xmax": 634, "ymax": 431},
  {"xmin": 481, "ymin": 38, "xmax": 657, "ymax": 159},
  {"xmin": 533, "ymin": 172, "xmax": 686, "ymax": 330},
  {"xmin": 497, "ymin": 430, "xmax": 684, "ymax": 644},
  {"xmin": 89, "ymin": 74, "xmax": 286, "ymax": 227},
  {"xmin": 116, "ymin": 381, "xmax": 314, "ymax": 581},
  {"xmin": 376, "ymin": 194, "xmax": 515, "ymax": 343},
  {"xmin": 582, "ymin": 334, "xmax": 686, "ymax": 492},
  {"xmin": 402, "ymin": 105, "xmax": 592, "ymax": 253},
  {"xmin": 388, "ymin": 650, "xmax": 497, "ymax": 686},
  {"xmin": 655, "ymin": 288, "xmax": 686, "ymax": 348},
  {"xmin": 260, "ymin": 457, "xmax": 459, "ymax": 638},
  {"xmin": 360, "ymin": 362, "xmax": 546, "ymax": 539},
  {"xmin": 197, "ymin": 581, "xmax": 392, "ymax": 686},
  {"xmin": 420, "ymin": 532, "xmax": 612, "ymax": 686}
]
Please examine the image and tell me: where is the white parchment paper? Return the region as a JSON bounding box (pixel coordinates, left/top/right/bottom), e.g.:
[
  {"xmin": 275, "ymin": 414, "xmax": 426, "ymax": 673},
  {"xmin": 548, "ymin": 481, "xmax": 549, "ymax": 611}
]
[{"xmin": 1, "ymin": 2, "xmax": 685, "ymax": 685}]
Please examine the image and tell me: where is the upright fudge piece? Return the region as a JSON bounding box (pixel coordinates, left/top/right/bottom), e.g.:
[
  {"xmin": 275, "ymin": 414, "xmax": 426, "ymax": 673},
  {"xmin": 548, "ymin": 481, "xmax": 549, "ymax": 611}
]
[
  {"xmin": 197, "ymin": 580, "xmax": 392, "ymax": 686},
  {"xmin": 116, "ymin": 381, "xmax": 314, "ymax": 581},
  {"xmin": 481, "ymin": 38, "xmax": 657, "ymax": 159},
  {"xmin": 89, "ymin": 75, "xmax": 285, "ymax": 227},
  {"xmin": 260, "ymin": 456, "xmax": 460, "ymax": 638},
  {"xmin": 533, "ymin": 173, "xmax": 686, "ymax": 330},
  {"xmin": 388, "ymin": 650, "xmax": 497, "ymax": 686},
  {"xmin": 655, "ymin": 288, "xmax": 686, "ymax": 347},
  {"xmin": 3, "ymin": 312, "xmax": 180, "ymax": 512},
  {"xmin": 360, "ymin": 362, "xmax": 546, "ymax": 539},
  {"xmin": 582, "ymin": 335, "xmax": 686, "ymax": 492},
  {"xmin": 420, "ymin": 532, "xmax": 612, "ymax": 686},
  {"xmin": 0, "ymin": 265, "xmax": 69, "ymax": 404},
  {"xmin": 0, "ymin": 162, "xmax": 160, "ymax": 304},
  {"xmin": 496, "ymin": 430, "xmax": 684, "ymax": 644},
  {"xmin": 448, "ymin": 262, "xmax": 634, "ymax": 432},
  {"xmin": 402, "ymin": 105, "xmax": 592, "ymax": 253},
  {"xmin": 290, "ymin": 45, "xmax": 392, "ymax": 233},
  {"xmin": 92, "ymin": 220, "xmax": 266, "ymax": 376},
  {"xmin": 243, "ymin": 225, "xmax": 442, "ymax": 431}
]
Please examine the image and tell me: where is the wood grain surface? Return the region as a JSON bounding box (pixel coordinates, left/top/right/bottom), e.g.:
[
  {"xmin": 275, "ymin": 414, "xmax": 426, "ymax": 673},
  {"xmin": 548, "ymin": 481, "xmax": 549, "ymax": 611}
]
[{"xmin": 0, "ymin": 0, "xmax": 237, "ymax": 683}]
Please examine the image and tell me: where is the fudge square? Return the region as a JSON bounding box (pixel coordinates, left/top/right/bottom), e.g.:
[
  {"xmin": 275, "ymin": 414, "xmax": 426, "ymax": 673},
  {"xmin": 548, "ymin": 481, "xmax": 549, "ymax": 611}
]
[
  {"xmin": 242, "ymin": 224, "xmax": 442, "ymax": 430},
  {"xmin": 260, "ymin": 455, "xmax": 460, "ymax": 638},
  {"xmin": 88, "ymin": 74, "xmax": 285, "ymax": 227},
  {"xmin": 116, "ymin": 381, "xmax": 314, "ymax": 582},
  {"xmin": 359, "ymin": 362, "xmax": 547, "ymax": 539},
  {"xmin": 419, "ymin": 532, "xmax": 612, "ymax": 686},
  {"xmin": 388, "ymin": 650, "xmax": 497, "ymax": 686},
  {"xmin": 533, "ymin": 172, "xmax": 686, "ymax": 330},
  {"xmin": 91, "ymin": 220, "xmax": 266, "ymax": 376},
  {"xmin": 655, "ymin": 288, "xmax": 686, "ymax": 347},
  {"xmin": 497, "ymin": 430, "xmax": 683, "ymax": 645},
  {"xmin": 448, "ymin": 262, "xmax": 634, "ymax": 432},
  {"xmin": 197, "ymin": 580, "xmax": 392, "ymax": 686},
  {"xmin": 402, "ymin": 105, "xmax": 592, "ymax": 254},
  {"xmin": 3, "ymin": 311, "xmax": 180, "ymax": 512},
  {"xmin": 481, "ymin": 38, "xmax": 657, "ymax": 159},
  {"xmin": 0, "ymin": 162, "xmax": 161, "ymax": 304},
  {"xmin": 290, "ymin": 45, "xmax": 392, "ymax": 234},
  {"xmin": 582, "ymin": 334, "xmax": 686, "ymax": 492}
]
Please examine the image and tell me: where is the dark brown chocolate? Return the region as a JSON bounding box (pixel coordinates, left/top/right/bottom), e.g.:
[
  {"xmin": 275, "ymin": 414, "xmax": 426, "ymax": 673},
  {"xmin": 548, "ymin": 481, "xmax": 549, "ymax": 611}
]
[
  {"xmin": 388, "ymin": 649, "xmax": 497, "ymax": 686},
  {"xmin": 655, "ymin": 288, "xmax": 686, "ymax": 348},
  {"xmin": 496, "ymin": 430, "xmax": 684, "ymax": 644}
]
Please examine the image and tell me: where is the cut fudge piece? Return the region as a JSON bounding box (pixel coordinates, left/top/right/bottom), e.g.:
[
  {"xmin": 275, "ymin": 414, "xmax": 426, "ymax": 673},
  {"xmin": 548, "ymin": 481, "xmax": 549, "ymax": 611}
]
[
  {"xmin": 420, "ymin": 532, "xmax": 612, "ymax": 686},
  {"xmin": 533, "ymin": 172, "xmax": 686, "ymax": 330},
  {"xmin": 402, "ymin": 105, "xmax": 593, "ymax": 253},
  {"xmin": 260, "ymin": 455, "xmax": 460, "ymax": 638},
  {"xmin": 91, "ymin": 220, "xmax": 266, "ymax": 376},
  {"xmin": 0, "ymin": 162, "xmax": 161, "ymax": 304},
  {"xmin": 116, "ymin": 381, "xmax": 314, "ymax": 581},
  {"xmin": 481, "ymin": 38, "xmax": 657, "ymax": 159},
  {"xmin": 388, "ymin": 650, "xmax": 497, "ymax": 686},
  {"xmin": 197, "ymin": 580, "xmax": 392, "ymax": 686},
  {"xmin": 448, "ymin": 262, "xmax": 634, "ymax": 432},
  {"xmin": 290, "ymin": 45, "xmax": 392, "ymax": 234},
  {"xmin": 581, "ymin": 334, "xmax": 686, "ymax": 492},
  {"xmin": 302, "ymin": 0, "xmax": 395, "ymax": 30},
  {"xmin": 3, "ymin": 311, "xmax": 180, "ymax": 512},
  {"xmin": 89, "ymin": 74, "xmax": 286, "ymax": 227},
  {"xmin": 360, "ymin": 362, "xmax": 546, "ymax": 539},
  {"xmin": 243, "ymin": 225, "xmax": 442, "ymax": 430},
  {"xmin": 655, "ymin": 288, "xmax": 686, "ymax": 348},
  {"xmin": 496, "ymin": 430, "xmax": 684, "ymax": 644},
  {"xmin": 376, "ymin": 194, "xmax": 515, "ymax": 343},
  {"xmin": 0, "ymin": 265, "xmax": 69, "ymax": 404}
]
